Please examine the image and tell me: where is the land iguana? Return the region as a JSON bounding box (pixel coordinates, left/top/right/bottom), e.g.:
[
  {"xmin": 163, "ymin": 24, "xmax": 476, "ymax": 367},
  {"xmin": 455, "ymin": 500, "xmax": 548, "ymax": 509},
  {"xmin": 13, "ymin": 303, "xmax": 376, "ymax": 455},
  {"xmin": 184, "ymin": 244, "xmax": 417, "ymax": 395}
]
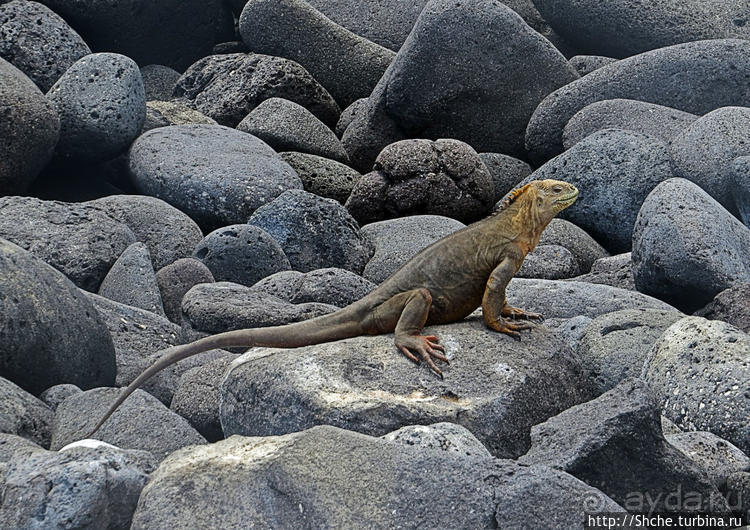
[{"xmin": 87, "ymin": 179, "xmax": 578, "ymax": 437}]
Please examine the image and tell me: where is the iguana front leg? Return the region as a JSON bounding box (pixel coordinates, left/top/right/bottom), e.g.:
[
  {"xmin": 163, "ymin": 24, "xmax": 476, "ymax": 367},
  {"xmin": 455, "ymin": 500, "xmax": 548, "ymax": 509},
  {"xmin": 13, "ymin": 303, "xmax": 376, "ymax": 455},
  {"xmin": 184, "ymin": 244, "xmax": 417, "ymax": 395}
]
[
  {"xmin": 371, "ymin": 289, "xmax": 448, "ymax": 377},
  {"xmin": 482, "ymin": 258, "xmax": 536, "ymax": 338}
]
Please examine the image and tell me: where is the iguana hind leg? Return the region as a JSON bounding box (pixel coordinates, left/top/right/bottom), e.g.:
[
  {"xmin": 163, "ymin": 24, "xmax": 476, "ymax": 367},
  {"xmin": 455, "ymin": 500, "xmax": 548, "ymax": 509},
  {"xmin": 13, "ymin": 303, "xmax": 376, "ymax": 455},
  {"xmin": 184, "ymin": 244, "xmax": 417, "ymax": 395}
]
[{"xmin": 372, "ymin": 288, "xmax": 448, "ymax": 378}]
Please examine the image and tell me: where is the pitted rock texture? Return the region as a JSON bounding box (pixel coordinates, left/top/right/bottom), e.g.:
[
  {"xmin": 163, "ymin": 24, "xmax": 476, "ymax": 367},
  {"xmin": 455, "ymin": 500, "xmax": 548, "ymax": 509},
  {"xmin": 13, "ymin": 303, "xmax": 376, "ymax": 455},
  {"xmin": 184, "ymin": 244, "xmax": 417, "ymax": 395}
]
[
  {"xmin": 345, "ymin": 139, "xmax": 496, "ymax": 224},
  {"xmin": 0, "ymin": 0, "xmax": 90, "ymax": 92},
  {"xmin": 173, "ymin": 53, "xmax": 340, "ymax": 128}
]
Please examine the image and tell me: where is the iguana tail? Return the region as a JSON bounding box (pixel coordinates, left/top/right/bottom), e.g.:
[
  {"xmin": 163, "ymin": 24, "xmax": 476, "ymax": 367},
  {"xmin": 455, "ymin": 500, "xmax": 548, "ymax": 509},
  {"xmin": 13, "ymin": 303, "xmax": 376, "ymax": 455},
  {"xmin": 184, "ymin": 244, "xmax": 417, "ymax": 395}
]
[{"xmin": 85, "ymin": 310, "xmax": 367, "ymax": 439}]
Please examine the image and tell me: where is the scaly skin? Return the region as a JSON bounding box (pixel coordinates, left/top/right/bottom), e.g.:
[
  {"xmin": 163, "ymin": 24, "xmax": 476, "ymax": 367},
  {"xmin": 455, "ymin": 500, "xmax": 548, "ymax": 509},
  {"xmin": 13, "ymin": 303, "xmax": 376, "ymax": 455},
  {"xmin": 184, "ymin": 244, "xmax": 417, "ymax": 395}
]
[{"xmin": 86, "ymin": 179, "xmax": 578, "ymax": 437}]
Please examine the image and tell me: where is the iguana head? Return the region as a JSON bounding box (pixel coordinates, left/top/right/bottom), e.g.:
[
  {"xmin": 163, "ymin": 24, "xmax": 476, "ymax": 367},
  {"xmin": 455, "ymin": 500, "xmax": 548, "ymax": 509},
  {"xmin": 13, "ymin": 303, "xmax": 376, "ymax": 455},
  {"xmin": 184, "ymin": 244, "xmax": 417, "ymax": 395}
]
[
  {"xmin": 532, "ymin": 179, "xmax": 579, "ymax": 216},
  {"xmin": 498, "ymin": 179, "xmax": 578, "ymax": 237}
]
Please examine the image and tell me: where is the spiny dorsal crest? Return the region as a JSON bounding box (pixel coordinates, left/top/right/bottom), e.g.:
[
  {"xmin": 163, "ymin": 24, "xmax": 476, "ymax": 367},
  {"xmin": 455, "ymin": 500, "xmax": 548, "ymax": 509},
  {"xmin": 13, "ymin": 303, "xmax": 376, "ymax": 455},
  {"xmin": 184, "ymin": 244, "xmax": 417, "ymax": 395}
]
[{"xmin": 492, "ymin": 183, "xmax": 532, "ymax": 215}]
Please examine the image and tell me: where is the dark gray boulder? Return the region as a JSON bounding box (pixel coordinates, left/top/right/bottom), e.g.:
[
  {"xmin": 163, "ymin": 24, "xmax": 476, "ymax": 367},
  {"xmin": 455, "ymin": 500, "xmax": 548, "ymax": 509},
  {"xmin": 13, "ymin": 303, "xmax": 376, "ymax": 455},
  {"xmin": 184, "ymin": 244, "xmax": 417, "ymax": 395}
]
[
  {"xmin": 569, "ymin": 252, "xmax": 636, "ymax": 291},
  {"xmin": 140, "ymin": 64, "xmax": 180, "ymax": 101},
  {"xmin": 478, "ymin": 152, "xmax": 532, "ymax": 203},
  {"xmin": 130, "ymin": 426, "xmax": 622, "ymax": 529},
  {"xmin": 733, "ymin": 156, "xmax": 750, "ymax": 226},
  {"xmin": 0, "ymin": 197, "xmax": 137, "ymax": 291},
  {"xmin": 128, "ymin": 124, "xmax": 302, "ymax": 230},
  {"xmin": 280, "ymin": 151, "xmax": 361, "ymax": 204},
  {"xmin": 0, "ymin": 239, "xmax": 116, "ymax": 395},
  {"xmin": 517, "ymin": 245, "xmax": 579, "ymax": 280},
  {"xmin": 505, "ymin": 278, "xmax": 677, "ymax": 322},
  {"xmin": 530, "ymin": 129, "xmax": 674, "ymax": 252},
  {"xmin": 0, "ymin": 57, "xmax": 59, "ymax": 195},
  {"xmin": 88, "ymin": 195, "xmax": 203, "ymax": 271},
  {"xmin": 174, "ymin": 53, "xmax": 340, "ymax": 128},
  {"xmin": 181, "ymin": 282, "xmax": 336, "ymax": 338},
  {"xmin": 0, "ymin": 434, "xmax": 43, "ymax": 463},
  {"xmin": 643, "ymin": 316, "xmax": 750, "ymax": 455},
  {"xmin": 670, "ymin": 107, "xmax": 750, "ymax": 219},
  {"xmin": 568, "ymin": 55, "xmax": 617, "ymax": 76},
  {"xmin": 0, "ymin": 377, "xmax": 53, "ymax": 447},
  {"xmin": 37, "ymin": 0, "xmax": 232, "ymax": 71},
  {"xmin": 0, "ymin": 443, "xmax": 156, "ymax": 530},
  {"xmin": 727, "ymin": 472, "xmax": 750, "ymax": 522},
  {"xmin": 51, "ymin": 388, "xmax": 207, "ymax": 459},
  {"xmin": 533, "ymin": 0, "xmax": 750, "ymax": 58},
  {"xmin": 335, "ymin": 97, "xmax": 368, "ymax": 137},
  {"xmin": 170, "ymin": 356, "xmax": 235, "ymax": 442},
  {"xmin": 249, "ymin": 189, "xmax": 372, "ymax": 274},
  {"xmin": 632, "ymin": 178, "xmax": 750, "ymax": 310},
  {"xmin": 667, "ymin": 431, "xmax": 750, "ymax": 489},
  {"xmin": 575, "ymin": 309, "xmax": 684, "ymax": 395},
  {"xmin": 38, "ymin": 384, "xmax": 81, "ymax": 412},
  {"xmin": 237, "ymin": 98, "xmax": 349, "ymax": 163},
  {"xmin": 519, "ymin": 379, "xmax": 728, "ymax": 514},
  {"xmin": 537, "ymin": 218, "xmax": 609, "ymax": 274},
  {"xmin": 526, "ymin": 39, "xmax": 750, "ymax": 164},
  {"xmin": 382, "ymin": 422, "xmax": 491, "ymax": 457},
  {"xmin": 694, "ymin": 283, "xmax": 750, "ymax": 334},
  {"xmin": 47, "ymin": 52, "xmax": 145, "ymax": 163},
  {"xmin": 563, "ymin": 99, "xmax": 698, "ymax": 149},
  {"xmin": 156, "ymin": 258, "xmax": 215, "ymax": 324},
  {"xmin": 0, "ymin": 0, "xmax": 90, "ymax": 92},
  {"xmin": 85, "ymin": 292, "xmax": 228, "ymax": 406},
  {"xmin": 98, "ymin": 243, "xmax": 165, "ymax": 316},
  {"xmin": 221, "ymin": 319, "xmax": 593, "ymax": 458},
  {"xmin": 341, "ymin": 0, "xmax": 578, "ymax": 170},
  {"xmin": 193, "ymin": 224, "xmax": 291, "ymax": 287},
  {"xmin": 345, "ymin": 138, "xmax": 496, "ymax": 224},
  {"xmin": 360, "ymin": 215, "xmax": 464, "ymax": 283},
  {"xmin": 249, "ymin": 268, "xmax": 376, "ymax": 308},
  {"xmin": 238, "ymin": 0, "xmax": 395, "ymax": 107}
]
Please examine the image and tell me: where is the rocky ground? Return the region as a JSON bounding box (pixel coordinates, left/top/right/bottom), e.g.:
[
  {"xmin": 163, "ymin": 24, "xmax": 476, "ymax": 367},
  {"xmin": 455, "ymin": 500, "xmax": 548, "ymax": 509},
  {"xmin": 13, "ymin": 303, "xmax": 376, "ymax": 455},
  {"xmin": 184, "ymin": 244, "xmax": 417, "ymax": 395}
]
[{"xmin": 1, "ymin": 0, "xmax": 749, "ymax": 528}]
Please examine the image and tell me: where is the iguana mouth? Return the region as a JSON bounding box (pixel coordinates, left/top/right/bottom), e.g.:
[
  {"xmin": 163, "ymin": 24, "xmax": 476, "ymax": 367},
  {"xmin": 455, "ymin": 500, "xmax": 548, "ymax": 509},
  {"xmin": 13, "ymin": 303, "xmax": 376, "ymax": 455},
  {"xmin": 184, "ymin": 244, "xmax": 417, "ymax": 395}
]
[{"xmin": 555, "ymin": 189, "xmax": 579, "ymax": 208}]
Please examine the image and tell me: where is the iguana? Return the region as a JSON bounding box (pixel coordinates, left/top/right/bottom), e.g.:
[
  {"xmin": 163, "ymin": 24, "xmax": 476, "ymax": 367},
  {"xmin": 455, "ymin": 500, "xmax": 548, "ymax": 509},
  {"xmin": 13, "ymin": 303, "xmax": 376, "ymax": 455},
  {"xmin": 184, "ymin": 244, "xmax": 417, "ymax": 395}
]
[{"xmin": 87, "ymin": 179, "xmax": 578, "ymax": 437}]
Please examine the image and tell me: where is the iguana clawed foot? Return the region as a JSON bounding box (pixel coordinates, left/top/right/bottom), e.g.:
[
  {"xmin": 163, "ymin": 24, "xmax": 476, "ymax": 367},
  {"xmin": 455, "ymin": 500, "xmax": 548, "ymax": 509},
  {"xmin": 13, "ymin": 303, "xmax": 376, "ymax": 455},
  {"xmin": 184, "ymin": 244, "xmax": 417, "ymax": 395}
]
[
  {"xmin": 486, "ymin": 318, "xmax": 536, "ymax": 339},
  {"xmin": 396, "ymin": 334, "xmax": 448, "ymax": 378},
  {"xmin": 501, "ymin": 304, "xmax": 543, "ymax": 321}
]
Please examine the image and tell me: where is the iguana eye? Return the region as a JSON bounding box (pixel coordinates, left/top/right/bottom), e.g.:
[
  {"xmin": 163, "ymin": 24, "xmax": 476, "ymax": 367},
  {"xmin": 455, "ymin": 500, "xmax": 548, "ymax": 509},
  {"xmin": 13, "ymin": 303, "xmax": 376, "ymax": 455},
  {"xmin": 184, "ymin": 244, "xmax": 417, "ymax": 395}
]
[{"xmin": 552, "ymin": 186, "xmax": 563, "ymax": 193}]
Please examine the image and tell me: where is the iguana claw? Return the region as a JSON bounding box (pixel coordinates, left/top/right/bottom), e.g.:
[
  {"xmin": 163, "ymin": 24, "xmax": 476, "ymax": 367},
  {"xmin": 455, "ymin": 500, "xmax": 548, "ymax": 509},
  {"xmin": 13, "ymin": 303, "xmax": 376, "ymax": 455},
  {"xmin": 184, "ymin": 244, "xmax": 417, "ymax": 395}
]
[
  {"xmin": 486, "ymin": 318, "xmax": 535, "ymax": 339},
  {"xmin": 396, "ymin": 334, "xmax": 448, "ymax": 378},
  {"xmin": 501, "ymin": 304, "xmax": 543, "ymax": 321}
]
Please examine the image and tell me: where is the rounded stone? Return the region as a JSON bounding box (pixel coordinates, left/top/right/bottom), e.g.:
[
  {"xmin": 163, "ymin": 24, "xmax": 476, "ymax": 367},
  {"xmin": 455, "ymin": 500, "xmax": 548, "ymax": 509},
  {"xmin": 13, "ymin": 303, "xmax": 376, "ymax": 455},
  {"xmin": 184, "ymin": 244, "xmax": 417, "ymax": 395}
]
[
  {"xmin": 563, "ymin": 99, "xmax": 698, "ymax": 150},
  {"xmin": 140, "ymin": 64, "xmax": 180, "ymax": 101},
  {"xmin": 0, "ymin": 239, "xmax": 116, "ymax": 395},
  {"xmin": 0, "ymin": 57, "xmax": 59, "ymax": 195},
  {"xmin": 46, "ymin": 52, "xmax": 145, "ymax": 163},
  {"xmin": 250, "ymin": 267, "xmax": 375, "ymax": 308},
  {"xmin": 174, "ymin": 53, "xmax": 340, "ymax": 128},
  {"xmin": 128, "ymin": 124, "xmax": 302, "ymax": 230},
  {"xmin": 632, "ymin": 178, "xmax": 750, "ymax": 311},
  {"xmin": 0, "ymin": 0, "xmax": 91, "ymax": 92},
  {"xmin": 193, "ymin": 224, "xmax": 291, "ymax": 287},
  {"xmin": 568, "ymin": 55, "xmax": 617, "ymax": 76},
  {"xmin": 478, "ymin": 152, "xmax": 532, "ymax": 204},
  {"xmin": 98, "ymin": 242, "xmax": 165, "ymax": 316},
  {"xmin": 526, "ymin": 39, "xmax": 750, "ymax": 165},
  {"xmin": 345, "ymin": 139, "xmax": 496, "ymax": 224},
  {"xmin": 534, "ymin": 0, "xmax": 750, "ymax": 58},
  {"xmin": 238, "ymin": 0, "xmax": 395, "ymax": 107},
  {"xmin": 280, "ymin": 152, "xmax": 361, "ymax": 204},
  {"xmin": 670, "ymin": 106, "xmax": 750, "ymax": 219},
  {"xmin": 156, "ymin": 258, "xmax": 215, "ymax": 324},
  {"xmin": 643, "ymin": 316, "xmax": 750, "ymax": 455},
  {"xmin": 532, "ymin": 129, "xmax": 674, "ymax": 252},
  {"xmin": 341, "ymin": 0, "xmax": 578, "ymax": 170},
  {"xmin": 248, "ymin": 189, "xmax": 372, "ymax": 274},
  {"xmin": 237, "ymin": 98, "xmax": 349, "ymax": 163}
]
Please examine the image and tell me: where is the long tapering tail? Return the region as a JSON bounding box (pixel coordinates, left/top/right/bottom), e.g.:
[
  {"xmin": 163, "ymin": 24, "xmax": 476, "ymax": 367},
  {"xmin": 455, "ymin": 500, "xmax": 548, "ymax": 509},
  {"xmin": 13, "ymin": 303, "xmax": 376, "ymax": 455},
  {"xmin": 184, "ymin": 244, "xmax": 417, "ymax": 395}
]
[{"xmin": 85, "ymin": 306, "xmax": 368, "ymax": 439}]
